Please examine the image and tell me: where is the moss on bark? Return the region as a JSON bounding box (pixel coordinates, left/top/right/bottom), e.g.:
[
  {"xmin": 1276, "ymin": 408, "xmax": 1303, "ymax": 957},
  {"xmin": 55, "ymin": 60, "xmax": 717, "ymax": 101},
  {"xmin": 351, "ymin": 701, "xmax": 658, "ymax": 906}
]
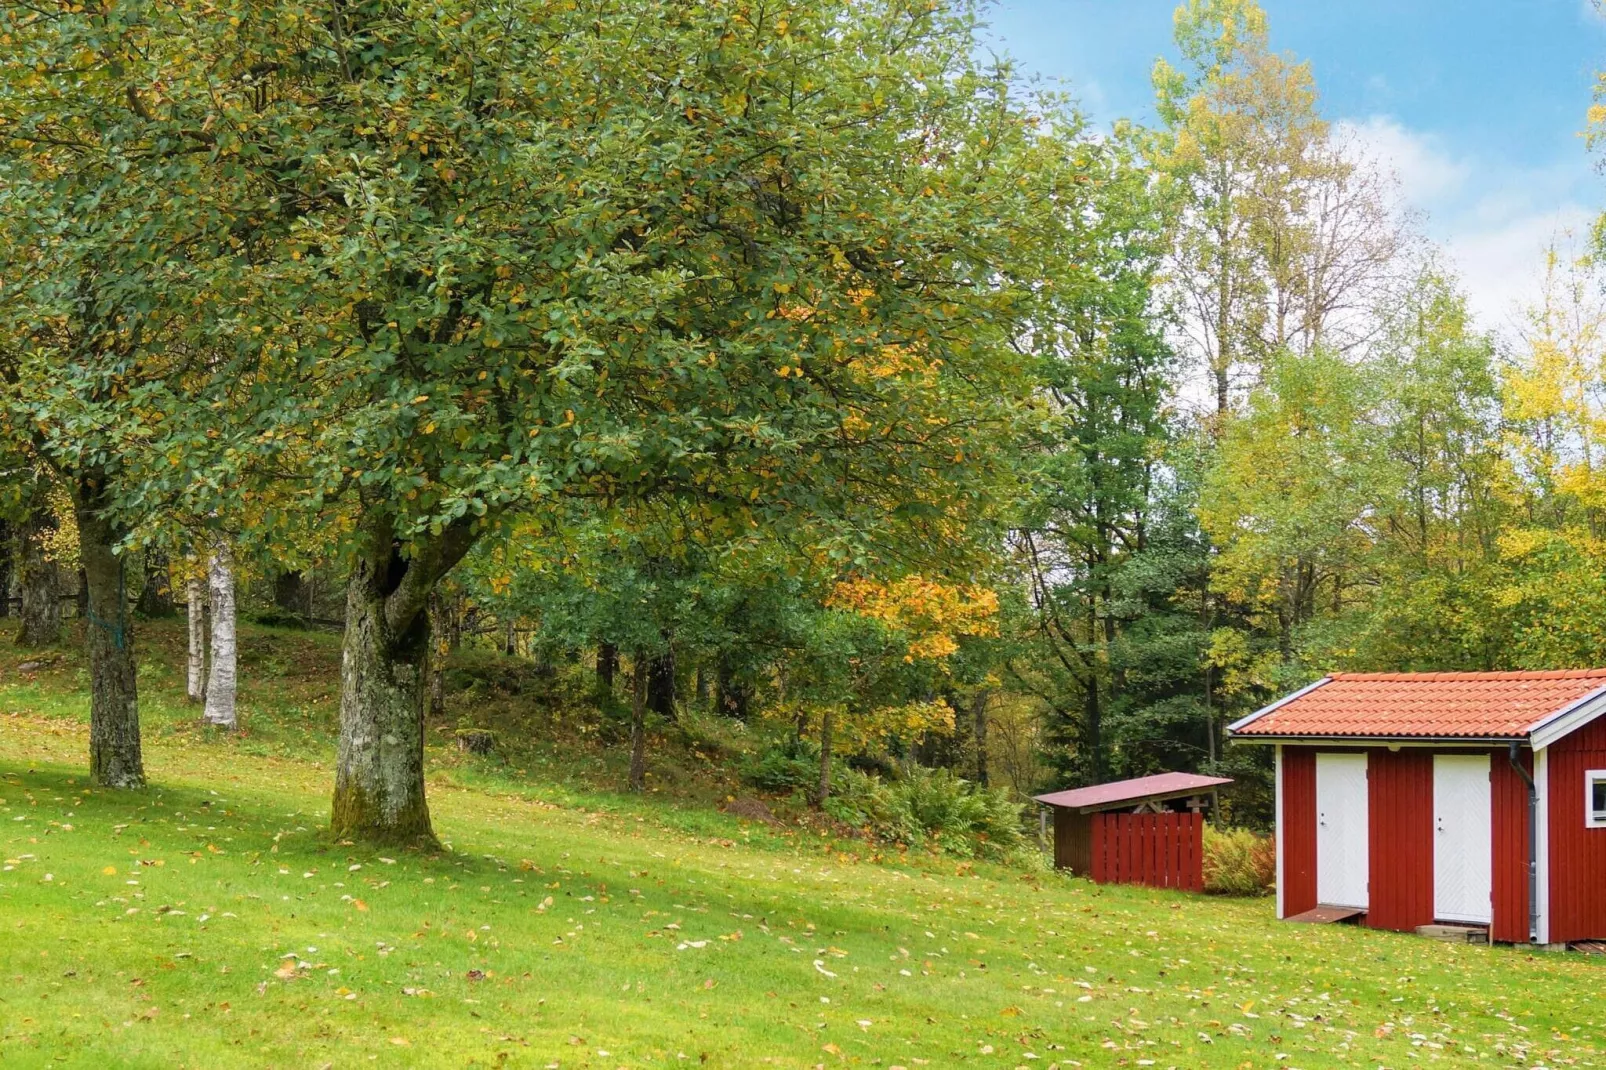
[{"xmin": 75, "ymin": 482, "xmax": 144, "ymax": 789}]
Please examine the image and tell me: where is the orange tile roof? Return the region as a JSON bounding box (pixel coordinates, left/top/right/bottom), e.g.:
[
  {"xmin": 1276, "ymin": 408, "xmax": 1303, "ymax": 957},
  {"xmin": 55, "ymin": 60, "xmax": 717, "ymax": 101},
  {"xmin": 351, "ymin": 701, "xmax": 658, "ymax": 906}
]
[{"xmin": 1231, "ymin": 669, "xmax": 1606, "ymax": 739}]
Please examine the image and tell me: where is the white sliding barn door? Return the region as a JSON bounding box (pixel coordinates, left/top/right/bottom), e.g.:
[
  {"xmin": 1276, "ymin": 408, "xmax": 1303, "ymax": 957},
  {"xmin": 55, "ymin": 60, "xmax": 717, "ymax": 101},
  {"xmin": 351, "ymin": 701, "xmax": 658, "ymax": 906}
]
[{"xmin": 1316, "ymin": 752, "xmax": 1369, "ymax": 908}]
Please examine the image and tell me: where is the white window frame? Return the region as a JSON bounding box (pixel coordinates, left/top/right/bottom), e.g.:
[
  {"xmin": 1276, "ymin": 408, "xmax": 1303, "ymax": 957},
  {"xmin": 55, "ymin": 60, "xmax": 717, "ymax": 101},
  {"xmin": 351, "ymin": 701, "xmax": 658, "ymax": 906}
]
[{"xmin": 1585, "ymin": 768, "xmax": 1606, "ymax": 829}]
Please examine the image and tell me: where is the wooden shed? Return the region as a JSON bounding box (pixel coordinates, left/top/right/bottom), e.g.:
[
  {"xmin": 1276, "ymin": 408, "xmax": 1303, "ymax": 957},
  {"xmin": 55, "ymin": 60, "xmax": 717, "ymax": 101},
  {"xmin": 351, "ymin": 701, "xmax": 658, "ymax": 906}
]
[
  {"xmin": 1035, "ymin": 772, "xmax": 1232, "ymax": 892},
  {"xmin": 1228, "ymin": 668, "xmax": 1606, "ymax": 945}
]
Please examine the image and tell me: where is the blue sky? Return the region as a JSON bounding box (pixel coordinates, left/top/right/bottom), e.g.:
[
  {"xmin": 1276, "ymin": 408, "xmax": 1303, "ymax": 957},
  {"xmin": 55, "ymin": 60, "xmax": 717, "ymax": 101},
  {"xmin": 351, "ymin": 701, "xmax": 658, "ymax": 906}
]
[{"xmin": 982, "ymin": 0, "xmax": 1606, "ymax": 329}]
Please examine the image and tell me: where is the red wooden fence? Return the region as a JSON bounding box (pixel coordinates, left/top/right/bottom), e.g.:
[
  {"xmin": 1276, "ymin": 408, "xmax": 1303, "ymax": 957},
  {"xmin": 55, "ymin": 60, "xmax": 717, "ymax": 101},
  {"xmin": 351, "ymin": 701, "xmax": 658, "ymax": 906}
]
[{"xmin": 1089, "ymin": 811, "xmax": 1204, "ymax": 891}]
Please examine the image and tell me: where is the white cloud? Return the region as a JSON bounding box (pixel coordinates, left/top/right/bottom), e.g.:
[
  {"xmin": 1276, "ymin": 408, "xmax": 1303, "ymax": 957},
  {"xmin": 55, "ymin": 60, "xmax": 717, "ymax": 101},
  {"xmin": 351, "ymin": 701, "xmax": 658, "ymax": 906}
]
[
  {"xmin": 1447, "ymin": 205, "xmax": 1594, "ymax": 334},
  {"xmin": 1335, "ymin": 115, "xmax": 1600, "ymax": 335},
  {"xmin": 1337, "ymin": 116, "xmax": 1470, "ymax": 205}
]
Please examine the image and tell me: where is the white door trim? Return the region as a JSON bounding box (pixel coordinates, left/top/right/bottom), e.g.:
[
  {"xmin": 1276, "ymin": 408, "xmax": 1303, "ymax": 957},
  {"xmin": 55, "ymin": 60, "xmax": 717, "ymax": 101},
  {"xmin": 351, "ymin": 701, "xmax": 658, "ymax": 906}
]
[
  {"xmin": 1536, "ymin": 746, "xmax": 1550, "ymax": 945},
  {"xmin": 1275, "ymin": 745, "xmax": 1285, "ymax": 919}
]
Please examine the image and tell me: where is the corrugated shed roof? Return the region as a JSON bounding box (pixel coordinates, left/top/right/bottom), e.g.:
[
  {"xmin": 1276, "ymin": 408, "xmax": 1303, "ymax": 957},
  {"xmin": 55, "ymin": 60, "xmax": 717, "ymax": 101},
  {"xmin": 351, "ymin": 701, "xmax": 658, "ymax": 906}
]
[
  {"xmin": 1232, "ymin": 669, "xmax": 1606, "ymax": 739},
  {"xmin": 1033, "ymin": 772, "xmax": 1233, "ymax": 811}
]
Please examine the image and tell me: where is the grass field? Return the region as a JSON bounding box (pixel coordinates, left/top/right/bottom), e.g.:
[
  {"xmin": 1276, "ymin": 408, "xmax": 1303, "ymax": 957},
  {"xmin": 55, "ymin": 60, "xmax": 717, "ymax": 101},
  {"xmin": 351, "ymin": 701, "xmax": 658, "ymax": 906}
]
[{"xmin": 2, "ymin": 623, "xmax": 1604, "ymax": 1068}]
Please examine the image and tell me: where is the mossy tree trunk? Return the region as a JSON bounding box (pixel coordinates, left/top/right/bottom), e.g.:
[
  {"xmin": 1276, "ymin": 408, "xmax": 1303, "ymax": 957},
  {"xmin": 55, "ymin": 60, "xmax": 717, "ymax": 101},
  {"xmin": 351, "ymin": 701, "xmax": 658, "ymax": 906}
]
[
  {"xmin": 427, "ymin": 591, "xmax": 447, "ymax": 719},
  {"xmin": 628, "ymin": 654, "xmax": 648, "ymax": 792},
  {"xmin": 715, "ymin": 655, "xmax": 750, "ymax": 721},
  {"xmin": 0, "ymin": 519, "xmax": 11, "ymax": 619},
  {"xmin": 16, "ymin": 501, "xmax": 61, "ymax": 647},
  {"xmin": 596, "ymin": 642, "xmax": 618, "ymax": 696},
  {"xmin": 972, "ymin": 688, "xmax": 991, "ymax": 788},
  {"xmin": 815, "ymin": 708, "xmax": 834, "ymax": 807},
  {"xmin": 73, "ymin": 477, "xmax": 144, "ymax": 789},
  {"xmin": 646, "ymin": 644, "xmax": 676, "ymax": 721},
  {"xmin": 135, "ymin": 550, "xmax": 176, "ymax": 618},
  {"xmin": 330, "ymin": 509, "xmax": 479, "ymax": 847},
  {"xmin": 273, "ymin": 569, "xmax": 307, "ymax": 624}
]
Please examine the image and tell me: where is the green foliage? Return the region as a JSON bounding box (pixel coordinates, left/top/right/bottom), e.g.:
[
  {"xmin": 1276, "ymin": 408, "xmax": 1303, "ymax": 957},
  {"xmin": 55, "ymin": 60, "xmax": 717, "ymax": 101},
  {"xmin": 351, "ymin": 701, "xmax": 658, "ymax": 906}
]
[
  {"xmin": 0, "ymin": 0, "xmax": 1055, "ymax": 555},
  {"xmin": 825, "ymin": 766, "xmax": 1026, "ymax": 860},
  {"xmin": 745, "ymin": 737, "xmax": 838, "ymax": 795},
  {"xmin": 1201, "ymin": 825, "xmax": 1276, "ymax": 896}
]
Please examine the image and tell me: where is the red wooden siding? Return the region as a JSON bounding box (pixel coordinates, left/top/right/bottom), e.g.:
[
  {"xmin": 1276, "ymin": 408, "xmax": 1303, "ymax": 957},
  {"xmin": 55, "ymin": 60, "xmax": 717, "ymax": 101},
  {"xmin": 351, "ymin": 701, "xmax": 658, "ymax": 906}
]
[
  {"xmin": 1547, "ymin": 718, "xmax": 1606, "ymax": 942},
  {"xmin": 1281, "ymin": 748, "xmax": 1317, "ymax": 918},
  {"xmin": 1088, "ymin": 811, "xmax": 1203, "ymax": 891},
  {"xmin": 1365, "ymin": 749, "xmax": 1434, "ymax": 932},
  {"xmin": 1490, "ymin": 748, "xmax": 1533, "ymax": 943}
]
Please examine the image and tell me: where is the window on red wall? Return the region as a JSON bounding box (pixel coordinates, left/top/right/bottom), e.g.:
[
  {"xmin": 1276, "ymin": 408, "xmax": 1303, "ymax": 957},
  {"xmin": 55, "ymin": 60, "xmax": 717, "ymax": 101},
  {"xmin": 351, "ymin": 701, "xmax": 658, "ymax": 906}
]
[{"xmin": 1586, "ymin": 769, "xmax": 1606, "ymax": 829}]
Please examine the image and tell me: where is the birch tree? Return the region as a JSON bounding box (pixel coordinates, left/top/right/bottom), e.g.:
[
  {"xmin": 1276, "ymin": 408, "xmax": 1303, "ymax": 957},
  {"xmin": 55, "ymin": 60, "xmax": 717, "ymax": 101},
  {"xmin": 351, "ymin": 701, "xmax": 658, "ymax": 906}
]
[
  {"xmin": 186, "ymin": 570, "xmax": 207, "ymax": 704},
  {"xmin": 1153, "ymin": 0, "xmax": 1402, "ymax": 416},
  {"xmin": 202, "ymin": 544, "xmax": 237, "ymax": 728}
]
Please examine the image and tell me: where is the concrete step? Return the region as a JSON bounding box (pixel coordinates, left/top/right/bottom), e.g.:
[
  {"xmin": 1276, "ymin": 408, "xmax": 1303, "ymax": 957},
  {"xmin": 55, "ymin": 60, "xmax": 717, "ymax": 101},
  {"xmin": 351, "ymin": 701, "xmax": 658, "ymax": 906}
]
[{"xmin": 1416, "ymin": 923, "xmax": 1489, "ymax": 944}]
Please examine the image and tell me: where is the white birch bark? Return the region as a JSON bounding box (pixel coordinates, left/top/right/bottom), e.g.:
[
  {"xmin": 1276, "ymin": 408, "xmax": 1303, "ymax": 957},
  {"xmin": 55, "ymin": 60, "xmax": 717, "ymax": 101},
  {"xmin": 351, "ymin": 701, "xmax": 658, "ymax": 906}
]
[
  {"xmin": 186, "ymin": 574, "xmax": 207, "ymax": 703},
  {"xmin": 202, "ymin": 544, "xmax": 237, "ymax": 728}
]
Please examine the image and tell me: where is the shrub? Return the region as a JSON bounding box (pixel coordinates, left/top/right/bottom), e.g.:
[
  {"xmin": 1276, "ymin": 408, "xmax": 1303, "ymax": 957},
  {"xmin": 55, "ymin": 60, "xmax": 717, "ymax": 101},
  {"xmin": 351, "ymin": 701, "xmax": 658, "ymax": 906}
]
[
  {"xmin": 1202, "ymin": 826, "xmax": 1275, "ymax": 896},
  {"xmin": 822, "ymin": 768, "xmax": 908, "ymax": 835},
  {"xmin": 826, "ymin": 765, "xmax": 1027, "ymax": 861},
  {"xmin": 745, "ymin": 737, "xmax": 834, "ymax": 794}
]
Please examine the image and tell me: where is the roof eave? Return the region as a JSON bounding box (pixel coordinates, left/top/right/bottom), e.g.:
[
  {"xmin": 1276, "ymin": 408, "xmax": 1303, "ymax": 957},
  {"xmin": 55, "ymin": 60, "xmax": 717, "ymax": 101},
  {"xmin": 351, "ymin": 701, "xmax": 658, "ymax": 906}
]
[
  {"xmin": 1033, "ymin": 783, "xmax": 1230, "ymax": 814},
  {"xmin": 1526, "ymin": 685, "xmax": 1606, "ymax": 750},
  {"xmin": 1224, "ymin": 676, "xmax": 1331, "ymax": 735},
  {"xmin": 1229, "ymin": 733, "xmax": 1530, "ymax": 747}
]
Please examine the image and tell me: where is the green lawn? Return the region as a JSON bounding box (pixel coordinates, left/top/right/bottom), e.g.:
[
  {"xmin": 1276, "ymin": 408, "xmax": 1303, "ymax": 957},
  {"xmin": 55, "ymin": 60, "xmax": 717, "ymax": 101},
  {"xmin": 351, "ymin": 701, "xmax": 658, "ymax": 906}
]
[{"xmin": 1, "ymin": 626, "xmax": 1604, "ymax": 1068}]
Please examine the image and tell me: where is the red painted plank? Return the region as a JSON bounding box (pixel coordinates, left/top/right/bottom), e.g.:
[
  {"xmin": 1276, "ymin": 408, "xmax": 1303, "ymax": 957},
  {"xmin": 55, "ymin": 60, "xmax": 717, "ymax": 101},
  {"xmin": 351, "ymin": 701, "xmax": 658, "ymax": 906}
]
[
  {"xmin": 1366, "ymin": 748, "xmax": 1435, "ymax": 932},
  {"xmin": 1183, "ymin": 812, "xmax": 1192, "ymax": 891},
  {"xmin": 1109, "ymin": 815, "xmax": 1121, "ymax": 883},
  {"xmin": 1547, "ymin": 718, "xmax": 1606, "ymax": 942},
  {"xmin": 1281, "ymin": 748, "xmax": 1318, "ymax": 918},
  {"xmin": 1490, "ymin": 748, "xmax": 1532, "ymax": 943},
  {"xmin": 1191, "ymin": 812, "xmax": 1204, "ymax": 891},
  {"xmin": 1175, "ymin": 815, "xmax": 1185, "ymax": 890},
  {"xmin": 1090, "ymin": 812, "xmax": 1105, "ymax": 883},
  {"xmin": 1084, "ymin": 811, "xmax": 1206, "ymax": 892}
]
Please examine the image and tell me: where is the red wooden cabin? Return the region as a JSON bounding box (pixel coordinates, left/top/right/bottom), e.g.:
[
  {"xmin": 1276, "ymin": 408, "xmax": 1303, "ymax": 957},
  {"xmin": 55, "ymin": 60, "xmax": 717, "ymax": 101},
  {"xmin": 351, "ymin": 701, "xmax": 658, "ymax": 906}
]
[
  {"xmin": 1035, "ymin": 772, "xmax": 1231, "ymax": 892},
  {"xmin": 1229, "ymin": 669, "xmax": 1606, "ymax": 945}
]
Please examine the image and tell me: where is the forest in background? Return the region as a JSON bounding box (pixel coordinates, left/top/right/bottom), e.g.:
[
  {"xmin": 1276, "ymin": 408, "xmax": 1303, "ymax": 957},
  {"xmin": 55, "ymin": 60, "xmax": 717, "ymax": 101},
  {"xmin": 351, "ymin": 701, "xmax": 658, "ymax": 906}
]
[{"xmin": 4, "ymin": 0, "xmax": 1606, "ymax": 841}]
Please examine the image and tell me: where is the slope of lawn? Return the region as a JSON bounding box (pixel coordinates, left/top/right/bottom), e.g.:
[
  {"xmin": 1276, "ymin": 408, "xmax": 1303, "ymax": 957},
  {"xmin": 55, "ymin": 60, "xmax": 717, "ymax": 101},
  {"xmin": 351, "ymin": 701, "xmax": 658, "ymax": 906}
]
[{"xmin": 1, "ymin": 624, "xmax": 1605, "ymax": 1068}]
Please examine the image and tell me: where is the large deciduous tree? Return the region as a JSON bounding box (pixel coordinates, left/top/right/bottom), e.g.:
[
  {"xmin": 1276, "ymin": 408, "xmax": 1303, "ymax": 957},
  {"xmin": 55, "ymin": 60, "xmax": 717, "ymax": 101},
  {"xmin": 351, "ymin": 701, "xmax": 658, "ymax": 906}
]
[{"xmin": 6, "ymin": 0, "xmax": 1056, "ymax": 842}]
